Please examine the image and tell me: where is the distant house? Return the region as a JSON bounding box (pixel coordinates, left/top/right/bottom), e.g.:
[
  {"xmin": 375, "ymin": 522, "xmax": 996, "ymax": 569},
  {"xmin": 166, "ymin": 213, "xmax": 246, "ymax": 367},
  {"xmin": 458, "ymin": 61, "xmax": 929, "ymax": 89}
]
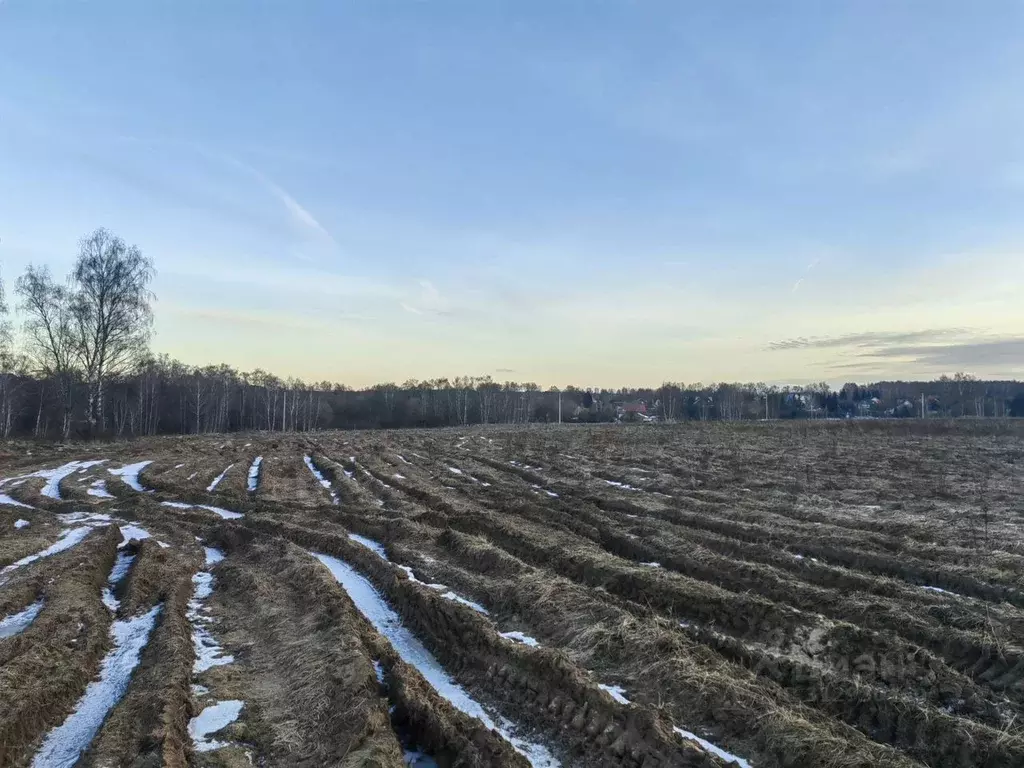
[
  {"xmin": 614, "ymin": 401, "xmax": 649, "ymax": 422},
  {"xmin": 858, "ymin": 397, "xmax": 883, "ymax": 415}
]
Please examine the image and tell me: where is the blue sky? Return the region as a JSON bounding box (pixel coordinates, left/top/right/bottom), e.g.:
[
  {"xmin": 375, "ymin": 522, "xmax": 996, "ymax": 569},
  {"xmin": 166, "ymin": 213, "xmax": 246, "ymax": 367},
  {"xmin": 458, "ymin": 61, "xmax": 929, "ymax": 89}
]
[{"xmin": 2, "ymin": 2, "xmax": 1023, "ymax": 387}]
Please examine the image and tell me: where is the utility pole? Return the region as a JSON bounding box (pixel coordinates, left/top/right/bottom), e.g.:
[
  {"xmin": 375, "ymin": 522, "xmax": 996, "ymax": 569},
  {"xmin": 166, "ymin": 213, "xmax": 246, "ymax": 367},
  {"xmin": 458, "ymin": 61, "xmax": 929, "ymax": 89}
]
[
  {"xmin": 921, "ymin": 392, "xmax": 926, "ymax": 419},
  {"xmin": 558, "ymin": 390, "xmax": 562, "ymax": 424}
]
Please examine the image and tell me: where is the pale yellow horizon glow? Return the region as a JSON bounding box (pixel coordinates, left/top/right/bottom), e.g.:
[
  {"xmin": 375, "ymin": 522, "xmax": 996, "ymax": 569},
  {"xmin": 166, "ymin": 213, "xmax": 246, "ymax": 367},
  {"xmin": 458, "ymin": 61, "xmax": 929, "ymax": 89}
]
[{"xmin": 154, "ymin": 246, "xmax": 1024, "ymax": 389}]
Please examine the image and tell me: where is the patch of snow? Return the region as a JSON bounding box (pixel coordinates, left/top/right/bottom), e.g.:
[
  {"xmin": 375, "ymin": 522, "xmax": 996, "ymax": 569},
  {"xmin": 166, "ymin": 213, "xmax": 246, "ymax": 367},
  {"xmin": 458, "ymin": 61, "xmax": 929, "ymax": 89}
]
[
  {"xmin": 396, "ymin": 565, "xmax": 448, "ymax": 590},
  {"xmin": 0, "ymin": 600, "xmax": 44, "ymax": 638},
  {"xmin": 207, "ymin": 464, "xmax": 234, "ymax": 492},
  {"xmin": 31, "ymin": 604, "xmax": 162, "ymax": 768},
  {"xmin": 118, "ymin": 525, "xmax": 152, "ymax": 547},
  {"xmin": 43, "ymin": 460, "xmax": 108, "ymax": 499},
  {"xmin": 922, "ymin": 585, "xmax": 962, "ymax": 597},
  {"xmin": 448, "ymin": 467, "xmax": 463, "ymax": 475},
  {"xmin": 349, "ymin": 533, "xmax": 389, "ymax": 561},
  {"xmin": 192, "ymin": 684, "xmax": 210, "ymax": 696},
  {"xmin": 197, "ymin": 505, "xmax": 244, "ymax": 520},
  {"xmin": 640, "ymin": 562, "xmax": 661, "ymax": 568},
  {"xmin": 14, "ymin": 518, "xmax": 31, "ymax": 528},
  {"xmin": 373, "ymin": 660, "xmax": 386, "ymax": 684},
  {"xmin": 205, "ymin": 547, "xmax": 225, "ymax": 566},
  {"xmin": 673, "ymin": 727, "xmax": 752, "ymax": 768},
  {"xmin": 189, "ymin": 699, "xmax": 243, "ymax": 753},
  {"xmin": 530, "ymin": 485, "xmax": 559, "ymax": 498},
  {"xmin": 87, "ymin": 480, "xmax": 114, "ymax": 499},
  {"xmin": 313, "ymin": 553, "xmax": 558, "ymax": 767},
  {"xmin": 57, "ymin": 511, "xmax": 112, "ymax": 525},
  {"xmin": 598, "ymin": 684, "xmax": 630, "ymax": 705},
  {"xmin": 175, "ymin": 463, "xmax": 185, "ymax": 469},
  {"xmin": 190, "ymin": 568, "xmax": 234, "ymax": 674},
  {"xmin": 246, "ymin": 456, "xmax": 262, "ymax": 492},
  {"xmin": 303, "ymin": 455, "xmax": 338, "ymax": 504},
  {"xmin": 102, "ymin": 552, "xmax": 135, "ymax": 612},
  {"xmin": 187, "ymin": 472, "xmax": 198, "ymax": 481},
  {"xmin": 161, "ymin": 501, "xmax": 193, "ymax": 509},
  {"xmin": 0, "ymin": 459, "xmax": 107, "ymax": 501},
  {"xmin": 0, "ymin": 494, "xmax": 33, "ymax": 508},
  {"xmin": 107, "ymin": 461, "xmax": 153, "ymax": 493},
  {"xmin": 108, "ymin": 551, "xmax": 135, "ymax": 585},
  {"xmin": 1, "ymin": 527, "xmax": 94, "ymax": 580},
  {"xmin": 604, "ymin": 480, "xmax": 641, "ymax": 492},
  {"xmin": 397, "ymin": 455, "xmax": 412, "ymax": 465},
  {"xmin": 500, "ymin": 631, "xmax": 540, "ymax": 647},
  {"xmin": 439, "ymin": 591, "xmax": 489, "ymax": 615},
  {"xmin": 394, "ymin": 473, "xmax": 406, "ymax": 480}
]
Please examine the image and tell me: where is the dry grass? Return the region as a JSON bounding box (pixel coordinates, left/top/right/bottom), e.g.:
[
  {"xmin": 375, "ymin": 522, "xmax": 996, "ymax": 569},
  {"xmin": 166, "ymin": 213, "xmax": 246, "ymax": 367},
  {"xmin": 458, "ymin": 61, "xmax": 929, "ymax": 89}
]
[{"xmin": 3, "ymin": 421, "xmax": 1023, "ymax": 767}]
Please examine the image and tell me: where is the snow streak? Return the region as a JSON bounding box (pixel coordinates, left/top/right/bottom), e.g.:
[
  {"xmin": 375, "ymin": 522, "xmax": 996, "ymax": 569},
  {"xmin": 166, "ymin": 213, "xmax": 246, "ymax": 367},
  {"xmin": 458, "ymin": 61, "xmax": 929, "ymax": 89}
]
[
  {"xmin": 0, "ymin": 600, "xmax": 44, "ymax": 639},
  {"xmin": 0, "ymin": 527, "xmax": 94, "ymax": 582},
  {"xmin": 190, "ymin": 547, "xmax": 233, "ymax": 674},
  {"xmin": 303, "ymin": 455, "xmax": 339, "ymax": 504},
  {"xmin": 107, "ymin": 461, "xmax": 153, "ymax": 492},
  {"xmin": 189, "ymin": 699, "xmax": 244, "ymax": 752},
  {"xmin": 207, "ymin": 464, "xmax": 234, "ymax": 492},
  {"xmin": 246, "ymin": 456, "xmax": 263, "ymax": 492},
  {"xmin": 31, "ymin": 605, "xmax": 162, "ymax": 768},
  {"xmin": 313, "ymin": 552, "xmax": 558, "ymax": 767}
]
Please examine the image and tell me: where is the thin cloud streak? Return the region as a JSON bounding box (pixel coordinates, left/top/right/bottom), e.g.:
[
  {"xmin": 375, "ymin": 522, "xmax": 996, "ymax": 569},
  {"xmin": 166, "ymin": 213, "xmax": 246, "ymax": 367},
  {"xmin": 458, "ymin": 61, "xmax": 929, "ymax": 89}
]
[
  {"xmin": 216, "ymin": 154, "xmax": 337, "ymax": 248},
  {"xmin": 768, "ymin": 328, "xmax": 974, "ymax": 351},
  {"xmin": 865, "ymin": 338, "xmax": 1024, "ymax": 367}
]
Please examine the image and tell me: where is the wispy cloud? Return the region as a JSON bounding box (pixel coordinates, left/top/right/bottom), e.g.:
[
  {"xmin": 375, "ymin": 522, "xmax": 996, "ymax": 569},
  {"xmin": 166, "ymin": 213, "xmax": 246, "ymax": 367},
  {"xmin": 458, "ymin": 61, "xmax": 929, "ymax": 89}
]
[
  {"xmin": 102, "ymin": 136, "xmax": 337, "ymax": 248},
  {"xmin": 165, "ymin": 305, "xmax": 374, "ymax": 332},
  {"xmin": 400, "ymin": 279, "xmax": 453, "ymax": 317},
  {"xmin": 790, "ymin": 257, "xmax": 820, "ymax": 293},
  {"xmin": 213, "ymin": 153, "xmax": 336, "ymax": 248},
  {"xmin": 768, "ymin": 328, "xmax": 973, "ymax": 351},
  {"xmin": 866, "ymin": 337, "xmax": 1024, "ymax": 367},
  {"xmin": 264, "ymin": 178, "xmax": 334, "ymax": 244}
]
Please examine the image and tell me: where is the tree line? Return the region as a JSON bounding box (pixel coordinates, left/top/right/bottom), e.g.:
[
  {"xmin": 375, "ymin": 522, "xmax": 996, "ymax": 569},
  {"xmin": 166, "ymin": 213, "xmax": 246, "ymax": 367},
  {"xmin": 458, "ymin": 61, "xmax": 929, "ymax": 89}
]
[{"xmin": 0, "ymin": 228, "xmax": 1022, "ymax": 439}]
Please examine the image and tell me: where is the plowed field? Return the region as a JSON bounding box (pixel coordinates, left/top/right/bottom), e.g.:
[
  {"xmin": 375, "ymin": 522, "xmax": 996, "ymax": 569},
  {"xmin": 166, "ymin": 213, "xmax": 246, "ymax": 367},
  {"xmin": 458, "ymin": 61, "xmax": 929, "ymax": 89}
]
[{"xmin": 2, "ymin": 421, "xmax": 1023, "ymax": 767}]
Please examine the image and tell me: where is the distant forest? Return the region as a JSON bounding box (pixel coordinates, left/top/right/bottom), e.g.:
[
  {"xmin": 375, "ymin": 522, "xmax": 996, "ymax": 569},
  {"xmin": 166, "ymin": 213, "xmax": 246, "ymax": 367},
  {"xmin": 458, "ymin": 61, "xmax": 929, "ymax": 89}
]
[{"xmin": 1, "ymin": 228, "xmax": 1022, "ymax": 439}]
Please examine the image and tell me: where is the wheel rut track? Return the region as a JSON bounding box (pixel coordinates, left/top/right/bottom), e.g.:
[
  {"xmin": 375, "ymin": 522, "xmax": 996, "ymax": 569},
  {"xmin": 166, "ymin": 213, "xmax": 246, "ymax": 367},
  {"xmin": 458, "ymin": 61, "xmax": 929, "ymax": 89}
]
[
  {"xmin": 319, "ymin": 460, "xmax": 1024, "ymax": 766},
  {"xmin": 248, "ymin": 518, "xmax": 731, "ymax": 768},
  {"xmin": 361, "ymin": 510, "xmax": 1024, "ymax": 768}
]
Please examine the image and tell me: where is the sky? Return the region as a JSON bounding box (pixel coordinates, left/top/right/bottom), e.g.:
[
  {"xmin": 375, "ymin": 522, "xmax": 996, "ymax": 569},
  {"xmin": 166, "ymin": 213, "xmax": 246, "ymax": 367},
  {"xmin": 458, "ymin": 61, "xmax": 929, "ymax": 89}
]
[{"xmin": 1, "ymin": 1, "xmax": 1023, "ymax": 388}]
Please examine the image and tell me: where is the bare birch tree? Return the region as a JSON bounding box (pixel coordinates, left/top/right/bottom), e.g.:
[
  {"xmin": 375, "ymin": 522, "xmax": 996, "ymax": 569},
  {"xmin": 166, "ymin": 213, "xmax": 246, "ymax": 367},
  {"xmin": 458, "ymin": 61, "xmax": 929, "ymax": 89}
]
[
  {"xmin": 15, "ymin": 265, "xmax": 78, "ymax": 437},
  {"xmin": 69, "ymin": 228, "xmax": 155, "ymax": 433}
]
